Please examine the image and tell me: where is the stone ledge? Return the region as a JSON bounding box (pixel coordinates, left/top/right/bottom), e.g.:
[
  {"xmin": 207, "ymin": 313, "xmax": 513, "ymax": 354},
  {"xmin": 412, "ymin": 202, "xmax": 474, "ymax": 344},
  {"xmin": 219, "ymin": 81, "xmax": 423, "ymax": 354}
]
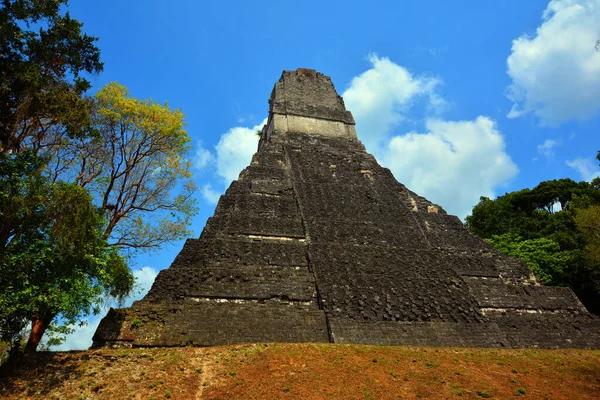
[{"xmin": 93, "ymin": 303, "xmax": 329, "ymax": 348}]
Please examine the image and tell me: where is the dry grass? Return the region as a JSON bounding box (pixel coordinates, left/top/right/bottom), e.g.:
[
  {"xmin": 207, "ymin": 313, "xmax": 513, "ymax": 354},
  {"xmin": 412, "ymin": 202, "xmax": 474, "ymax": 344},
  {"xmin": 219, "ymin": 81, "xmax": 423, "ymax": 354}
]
[{"xmin": 0, "ymin": 344, "xmax": 598, "ymax": 399}]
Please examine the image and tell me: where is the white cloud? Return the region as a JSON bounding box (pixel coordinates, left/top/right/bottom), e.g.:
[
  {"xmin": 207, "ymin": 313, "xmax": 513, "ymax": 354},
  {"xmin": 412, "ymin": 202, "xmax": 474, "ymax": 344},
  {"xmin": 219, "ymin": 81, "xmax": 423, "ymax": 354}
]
[
  {"xmin": 194, "ymin": 119, "xmax": 266, "ymax": 205},
  {"xmin": 51, "ymin": 316, "xmax": 102, "ymax": 351},
  {"xmin": 566, "ymin": 157, "xmax": 600, "ymax": 181},
  {"xmin": 537, "ymin": 139, "xmax": 562, "ymax": 160},
  {"xmin": 201, "ymin": 183, "xmax": 221, "ymax": 205},
  {"xmin": 381, "ymin": 117, "xmax": 518, "ymax": 218},
  {"xmin": 194, "ymin": 142, "xmax": 214, "ymax": 169},
  {"xmin": 343, "ymin": 55, "xmax": 518, "ymax": 218},
  {"xmin": 129, "ymin": 266, "xmax": 159, "ymax": 303},
  {"xmin": 52, "ymin": 266, "xmax": 159, "ymax": 351},
  {"xmin": 215, "ymin": 120, "xmax": 264, "ymax": 184},
  {"xmin": 506, "ymin": 0, "xmax": 600, "ymax": 126},
  {"xmin": 343, "ymin": 54, "xmax": 445, "ymax": 150}
]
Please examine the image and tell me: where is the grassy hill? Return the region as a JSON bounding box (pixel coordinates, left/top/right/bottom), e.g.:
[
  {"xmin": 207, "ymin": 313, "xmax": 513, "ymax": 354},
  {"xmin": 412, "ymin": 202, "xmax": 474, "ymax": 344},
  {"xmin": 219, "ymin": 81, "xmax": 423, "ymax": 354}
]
[{"xmin": 1, "ymin": 343, "xmax": 599, "ymax": 399}]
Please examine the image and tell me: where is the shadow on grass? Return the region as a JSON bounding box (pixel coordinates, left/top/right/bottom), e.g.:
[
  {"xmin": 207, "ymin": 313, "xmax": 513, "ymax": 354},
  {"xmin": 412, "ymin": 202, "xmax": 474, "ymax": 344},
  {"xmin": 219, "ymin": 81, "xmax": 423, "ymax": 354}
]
[{"xmin": 0, "ymin": 351, "xmax": 87, "ymax": 397}]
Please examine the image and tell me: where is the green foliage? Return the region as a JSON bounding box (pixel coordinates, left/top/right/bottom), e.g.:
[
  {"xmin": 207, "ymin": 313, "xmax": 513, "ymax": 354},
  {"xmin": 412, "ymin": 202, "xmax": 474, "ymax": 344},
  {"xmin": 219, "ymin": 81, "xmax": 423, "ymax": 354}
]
[
  {"xmin": 0, "ymin": 2, "xmax": 171, "ymax": 356},
  {"xmin": 0, "ymin": 0, "xmax": 103, "ymax": 153},
  {"xmin": 573, "ymin": 205, "xmax": 600, "ymax": 304},
  {"xmin": 465, "ymin": 178, "xmax": 599, "ymax": 250},
  {"xmin": 466, "ymin": 172, "xmax": 600, "ymax": 314},
  {"xmin": 575, "ymin": 205, "xmax": 600, "ymax": 265},
  {"xmin": 0, "ymin": 152, "xmax": 133, "ymax": 352},
  {"xmin": 0, "ymin": 151, "xmax": 46, "ymax": 251},
  {"xmin": 486, "ymin": 234, "xmax": 574, "ymax": 285},
  {"xmin": 131, "ymin": 319, "xmax": 143, "ymax": 330},
  {"xmin": 1, "ymin": 81, "xmax": 197, "ymax": 354}
]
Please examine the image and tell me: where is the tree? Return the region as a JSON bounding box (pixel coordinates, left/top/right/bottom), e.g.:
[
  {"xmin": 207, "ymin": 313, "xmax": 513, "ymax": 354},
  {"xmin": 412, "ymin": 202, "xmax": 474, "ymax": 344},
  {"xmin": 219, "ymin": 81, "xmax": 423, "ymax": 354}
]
[
  {"xmin": 1, "ymin": 0, "xmax": 109, "ymax": 357},
  {"xmin": 46, "ymin": 82, "xmax": 198, "ymax": 252},
  {"xmin": 466, "ymin": 169, "xmax": 600, "ymax": 314},
  {"xmin": 0, "ymin": 160, "xmax": 133, "ymax": 354},
  {"xmin": 1, "ymin": 82, "xmax": 198, "ymax": 354},
  {"xmin": 0, "ymin": 0, "xmax": 103, "ymax": 154},
  {"xmin": 486, "ymin": 233, "xmax": 573, "ymax": 285},
  {"xmin": 465, "ymin": 178, "xmax": 599, "ymax": 249},
  {"xmin": 1, "ymin": 3, "xmax": 197, "ymax": 354},
  {"xmin": 576, "ymin": 205, "xmax": 600, "ymax": 265},
  {"xmin": 1, "ymin": 83, "xmax": 198, "ymax": 355},
  {"xmin": 573, "ymin": 205, "xmax": 600, "ymax": 309}
]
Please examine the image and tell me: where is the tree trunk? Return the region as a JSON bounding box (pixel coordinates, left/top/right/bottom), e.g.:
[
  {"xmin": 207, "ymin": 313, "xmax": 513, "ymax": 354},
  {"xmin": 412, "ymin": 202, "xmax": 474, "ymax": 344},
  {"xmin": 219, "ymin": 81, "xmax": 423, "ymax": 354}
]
[{"xmin": 24, "ymin": 314, "xmax": 53, "ymax": 354}]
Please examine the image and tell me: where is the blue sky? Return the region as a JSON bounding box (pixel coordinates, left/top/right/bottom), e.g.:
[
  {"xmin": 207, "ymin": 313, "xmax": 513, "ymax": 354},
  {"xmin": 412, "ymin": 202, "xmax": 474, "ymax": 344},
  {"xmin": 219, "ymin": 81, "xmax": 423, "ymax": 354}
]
[{"xmin": 54, "ymin": 0, "xmax": 600, "ymax": 350}]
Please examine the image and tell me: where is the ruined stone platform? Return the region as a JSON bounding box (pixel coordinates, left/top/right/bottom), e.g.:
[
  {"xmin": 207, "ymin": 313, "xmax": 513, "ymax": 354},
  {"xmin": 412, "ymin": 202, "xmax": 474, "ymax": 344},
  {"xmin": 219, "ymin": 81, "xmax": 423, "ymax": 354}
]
[{"xmin": 93, "ymin": 69, "xmax": 600, "ymax": 349}]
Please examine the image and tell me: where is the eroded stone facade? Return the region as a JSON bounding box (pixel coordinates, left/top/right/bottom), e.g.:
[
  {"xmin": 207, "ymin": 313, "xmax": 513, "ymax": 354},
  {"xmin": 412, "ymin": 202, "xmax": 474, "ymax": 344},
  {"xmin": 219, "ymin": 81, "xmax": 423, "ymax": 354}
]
[{"xmin": 93, "ymin": 69, "xmax": 600, "ymax": 349}]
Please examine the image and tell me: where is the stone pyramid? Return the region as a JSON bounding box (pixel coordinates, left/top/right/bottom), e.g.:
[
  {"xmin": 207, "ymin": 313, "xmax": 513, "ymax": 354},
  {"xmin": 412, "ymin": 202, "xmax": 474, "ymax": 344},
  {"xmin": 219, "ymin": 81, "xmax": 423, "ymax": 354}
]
[{"xmin": 94, "ymin": 69, "xmax": 600, "ymax": 349}]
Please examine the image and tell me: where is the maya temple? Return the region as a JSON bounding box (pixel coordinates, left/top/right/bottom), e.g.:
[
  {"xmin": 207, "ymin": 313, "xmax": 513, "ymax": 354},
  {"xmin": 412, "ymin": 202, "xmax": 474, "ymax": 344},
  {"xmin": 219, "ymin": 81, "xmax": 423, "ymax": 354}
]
[{"xmin": 93, "ymin": 68, "xmax": 600, "ymax": 349}]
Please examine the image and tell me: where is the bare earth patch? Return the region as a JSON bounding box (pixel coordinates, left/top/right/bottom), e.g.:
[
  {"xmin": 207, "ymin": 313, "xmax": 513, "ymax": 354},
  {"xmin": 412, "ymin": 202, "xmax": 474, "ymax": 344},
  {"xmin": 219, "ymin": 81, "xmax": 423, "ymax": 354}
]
[{"xmin": 1, "ymin": 344, "xmax": 598, "ymax": 399}]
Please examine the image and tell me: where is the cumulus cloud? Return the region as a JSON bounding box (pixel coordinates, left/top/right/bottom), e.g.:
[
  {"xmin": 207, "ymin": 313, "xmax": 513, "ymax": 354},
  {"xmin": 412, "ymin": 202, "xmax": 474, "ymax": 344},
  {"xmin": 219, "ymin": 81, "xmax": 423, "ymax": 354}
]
[
  {"xmin": 537, "ymin": 139, "xmax": 562, "ymax": 160},
  {"xmin": 193, "ymin": 119, "xmax": 265, "ymax": 205},
  {"xmin": 129, "ymin": 266, "xmax": 159, "ymax": 303},
  {"xmin": 342, "ymin": 55, "xmax": 518, "ymax": 218},
  {"xmin": 52, "ymin": 266, "xmax": 159, "ymax": 351},
  {"xmin": 506, "ymin": 0, "xmax": 600, "ymax": 125},
  {"xmin": 566, "ymin": 157, "xmax": 600, "ymax": 181},
  {"xmin": 381, "ymin": 117, "xmax": 518, "ymax": 218},
  {"xmin": 201, "ymin": 183, "xmax": 221, "ymax": 205},
  {"xmin": 51, "ymin": 316, "xmax": 103, "ymax": 351},
  {"xmin": 342, "ymin": 54, "xmax": 445, "ymax": 150},
  {"xmin": 215, "ymin": 120, "xmax": 264, "ymax": 184},
  {"xmin": 194, "ymin": 142, "xmax": 214, "ymax": 169}
]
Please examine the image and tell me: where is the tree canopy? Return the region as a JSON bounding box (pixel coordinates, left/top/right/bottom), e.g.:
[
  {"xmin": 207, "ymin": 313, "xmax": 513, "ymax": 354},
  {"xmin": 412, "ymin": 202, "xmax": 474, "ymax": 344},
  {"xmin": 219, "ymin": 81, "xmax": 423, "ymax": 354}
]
[
  {"xmin": 0, "ymin": 155, "xmax": 133, "ymax": 353},
  {"xmin": 0, "ymin": 0, "xmax": 103, "ymax": 153},
  {"xmin": 0, "ymin": 81, "xmax": 199, "ymax": 354},
  {"xmin": 466, "ymin": 168, "xmax": 600, "ymax": 314},
  {"xmin": 0, "ymin": 0, "xmax": 115, "ymax": 357},
  {"xmin": 45, "ymin": 82, "xmax": 198, "ymax": 252}
]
